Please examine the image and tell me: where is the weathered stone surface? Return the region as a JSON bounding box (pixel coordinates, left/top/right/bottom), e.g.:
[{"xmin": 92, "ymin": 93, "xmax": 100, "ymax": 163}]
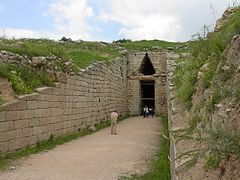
[
  {"xmin": 0, "ymin": 121, "xmax": 13, "ymax": 133},
  {"xmin": 13, "ymin": 120, "xmax": 29, "ymax": 129},
  {"xmin": 3, "ymin": 101, "xmax": 27, "ymax": 111},
  {"xmin": 17, "ymin": 93, "xmax": 40, "ymax": 101},
  {"xmin": 0, "ymin": 111, "xmax": 6, "ymax": 122},
  {"xmin": 5, "ymin": 111, "xmax": 22, "ymax": 121},
  {"xmin": 0, "ymin": 141, "xmax": 9, "ymax": 154},
  {"xmin": 0, "ymin": 56, "xmax": 129, "ymax": 155},
  {"xmin": 127, "ymin": 51, "xmax": 167, "ymax": 116},
  {"xmin": 0, "ymin": 130, "xmax": 16, "ymax": 142}
]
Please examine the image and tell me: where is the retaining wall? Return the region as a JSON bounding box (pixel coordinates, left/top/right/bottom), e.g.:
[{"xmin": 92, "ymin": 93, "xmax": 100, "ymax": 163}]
[{"xmin": 0, "ymin": 58, "xmax": 128, "ymax": 154}]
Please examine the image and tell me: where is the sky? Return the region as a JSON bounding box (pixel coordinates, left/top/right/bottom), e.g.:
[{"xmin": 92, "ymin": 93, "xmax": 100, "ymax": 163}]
[{"xmin": 0, "ymin": 0, "xmax": 238, "ymax": 42}]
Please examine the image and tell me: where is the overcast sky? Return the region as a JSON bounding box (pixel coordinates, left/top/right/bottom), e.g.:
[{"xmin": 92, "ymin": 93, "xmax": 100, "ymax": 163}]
[{"xmin": 0, "ymin": 0, "xmax": 237, "ymax": 42}]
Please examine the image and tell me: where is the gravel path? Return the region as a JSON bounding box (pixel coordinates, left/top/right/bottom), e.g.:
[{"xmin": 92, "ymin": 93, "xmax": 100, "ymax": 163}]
[{"xmin": 0, "ymin": 116, "xmax": 162, "ymax": 180}]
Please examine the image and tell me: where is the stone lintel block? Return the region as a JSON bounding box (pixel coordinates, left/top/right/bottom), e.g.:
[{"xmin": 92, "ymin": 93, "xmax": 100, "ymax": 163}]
[
  {"xmin": 9, "ymin": 137, "xmax": 29, "ymax": 151},
  {"xmin": 3, "ymin": 101, "xmax": 27, "ymax": 111},
  {"xmin": 0, "ymin": 111, "xmax": 6, "ymax": 122},
  {"xmin": 16, "ymin": 128, "xmax": 32, "ymax": 138},
  {"xmin": 13, "ymin": 119, "xmax": 29, "ymax": 129},
  {"xmin": 39, "ymin": 117, "xmax": 50, "ymax": 126},
  {"xmin": 38, "ymin": 95, "xmax": 58, "ymax": 102},
  {"xmin": 52, "ymin": 130, "xmax": 63, "ymax": 137},
  {"xmin": 0, "ymin": 121, "xmax": 13, "ymax": 133},
  {"xmin": 17, "ymin": 93, "xmax": 40, "ymax": 101},
  {"xmin": 0, "ymin": 141, "xmax": 9, "ymax": 155},
  {"xmin": 54, "ymin": 82, "xmax": 64, "ymax": 89},
  {"xmin": 35, "ymin": 87, "xmax": 54, "ymax": 94},
  {"xmin": 5, "ymin": 111, "xmax": 22, "ymax": 121},
  {"xmin": 29, "ymin": 135, "xmax": 39, "ymax": 146},
  {"xmin": 0, "ymin": 130, "xmax": 16, "ymax": 142},
  {"xmin": 32, "ymin": 126, "xmax": 44, "ymax": 135},
  {"xmin": 38, "ymin": 132, "xmax": 51, "ymax": 142},
  {"xmin": 29, "ymin": 118, "xmax": 40, "ymax": 127},
  {"xmin": 27, "ymin": 101, "xmax": 48, "ymax": 110},
  {"xmin": 55, "ymin": 72, "xmax": 67, "ymax": 83}
]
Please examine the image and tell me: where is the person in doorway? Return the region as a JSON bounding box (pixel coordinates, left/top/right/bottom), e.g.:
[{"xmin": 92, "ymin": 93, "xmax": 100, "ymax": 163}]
[
  {"xmin": 149, "ymin": 107, "xmax": 154, "ymax": 117},
  {"xmin": 111, "ymin": 111, "xmax": 118, "ymax": 135},
  {"xmin": 143, "ymin": 105, "xmax": 149, "ymax": 118}
]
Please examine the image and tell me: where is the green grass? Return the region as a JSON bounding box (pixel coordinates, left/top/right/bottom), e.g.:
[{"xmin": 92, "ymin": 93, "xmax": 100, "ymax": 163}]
[
  {"xmin": 203, "ymin": 129, "xmax": 240, "ymax": 170},
  {"xmin": 174, "ymin": 7, "xmax": 240, "ymax": 111},
  {"xmin": 188, "ymin": 115, "xmax": 201, "ymax": 130},
  {"xmin": 0, "ymin": 39, "xmax": 120, "ymax": 69},
  {"xmin": 234, "ymin": 86, "xmax": 240, "ymax": 101},
  {"xmin": 0, "ymin": 64, "xmax": 54, "ymax": 95},
  {"xmin": 0, "ymin": 95, "xmax": 4, "ymax": 105},
  {"xmin": 67, "ymin": 50, "xmax": 107, "ymax": 68},
  {"xmin": 120, "ymin": 116, "xmax": 170, "ymax": 180},
  {"xmin": 204, "ymin": 153, "xmax": 221, "ymax": 170},
  {"xmin": 121, "ymin": 39, "xmax": 184, "ymax": 52}
]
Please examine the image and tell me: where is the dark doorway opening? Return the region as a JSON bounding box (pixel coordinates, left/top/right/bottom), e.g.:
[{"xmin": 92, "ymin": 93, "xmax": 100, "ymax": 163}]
[
  {"xmin": 140, "ymin": 80, "xmax": 155, "ymax": 115},
  {"xmin": 139, "ymin": 53, "xmax": 156, "ymax": 75}
]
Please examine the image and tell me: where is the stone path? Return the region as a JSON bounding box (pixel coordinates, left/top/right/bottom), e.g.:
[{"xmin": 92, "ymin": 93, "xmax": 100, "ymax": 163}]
[{"xmin": 0, "ymin": 116, "xmax": 162, "ymax": 180}]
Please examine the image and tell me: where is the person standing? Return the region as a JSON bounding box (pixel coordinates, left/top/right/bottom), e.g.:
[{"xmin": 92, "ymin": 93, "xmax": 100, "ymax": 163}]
[
  {"xmin": 111, "ymin": 111, "xmax": 118, "ymax": 135},
  {"xmin": 149, "ymin": 107, "xmax": 153, "ymax": 117},
  {"xmin": 143, "ymin": 105, "xmax": 148, "ymax": 118}
]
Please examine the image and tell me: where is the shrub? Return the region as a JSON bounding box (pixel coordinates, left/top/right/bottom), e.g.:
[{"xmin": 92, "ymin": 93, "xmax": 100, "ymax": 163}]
[
  {"xmin": 234, "ymin": 86, "xmax": 240, "ymax": 101},
  {"xmin": 204, "ymin": 152, "xmax": 221, "ymax": 170},
  {"xmin": 205, "ymin": 89, "xmax": 221, "ymax": 112},
  {"xmin": 0, "ymin": 64, "xmax": 54, "ymax": 95},
  {"xmin": 189, "ymin": 115, "xmax": 201, "ymax": 130},
  {"xmin": 175, "ymin": 69, "xmax": 197, "ymax": 109},
  {"xmin": 0, "ymin": 95, "xmax": 5, "ymax": 105},
  {"xmin": 8, "ymin": 72, "xmax": 30, "ymax": 95}
]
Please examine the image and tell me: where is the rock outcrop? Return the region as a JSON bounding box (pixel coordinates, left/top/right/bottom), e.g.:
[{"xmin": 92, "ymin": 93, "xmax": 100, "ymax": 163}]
[{"xmin": 214, "ymin": 7, "xmax": 236, "ymax": 32}]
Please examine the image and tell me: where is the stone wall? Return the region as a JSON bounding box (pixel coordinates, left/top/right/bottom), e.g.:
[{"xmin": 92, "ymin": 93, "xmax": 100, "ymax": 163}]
[
  {"xmin": 0, "ymin": 58, "xmax": 128, "ymax": 155},
  {"xmin": 127, "ymin": 51, "xmax": 167, "ymax": 116},
  {"xmin": 166, "ymin": 53, "xmax": 179, "ymax": 180},
  {"xmin": 167, "ymin": 53, "xmax": 191, "ymax": 180}
]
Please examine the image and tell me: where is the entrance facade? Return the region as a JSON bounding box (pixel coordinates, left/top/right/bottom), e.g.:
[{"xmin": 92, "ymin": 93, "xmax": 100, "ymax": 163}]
[
  {"xmin": 140, "ymin": 80, "xmax": 155, "ymax": 114},
  {"xmin": 127, "ymin": 51, "xmax": 167, "ymax": 116}
]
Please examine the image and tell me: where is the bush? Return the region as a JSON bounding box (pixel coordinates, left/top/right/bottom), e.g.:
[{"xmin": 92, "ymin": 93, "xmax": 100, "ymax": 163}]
[
  {"xmin": 8, "ymin": 72, "xmax": 30, "ymax": 95},
  {"xmin": 205, "ymin": 89, "xmax": 221, "ymax": 112},
  {"xmin": 0, "ymin": 64, "xmax": 54, "ymax": 95},
  {"xmin": 0, "ymin": 95, "xmax": 5, "ymax": 105},
  {"xmin": 204, "ymin": 153, "xmax": 221, "ymax": 170},
  {"xmin": 175, "ymin": 69, "xmax": 197, "ymax": 109},
  {"xmin": 189, "ymin": 115, "xmax": 201, "ymax": 129},
  {"xmin": 234, "ymin": 86, "xmax": 240, "ymax": 101}
]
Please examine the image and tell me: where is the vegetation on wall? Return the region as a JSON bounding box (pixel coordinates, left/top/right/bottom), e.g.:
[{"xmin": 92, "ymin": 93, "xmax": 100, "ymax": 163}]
[
  {"xmin": 0, "ymin": 63, "xmax": 54, "ymax": 95},
  {"xmin": 120, "ymin": 39, "xmax": 184, "ymax": 52},
  {"xmin": 173, "ymin": 6, "xmax": 240, "ymax": 171},
  {"xmin": 0, "ymin": 39, "xmax": 120, "ymax": 69}
]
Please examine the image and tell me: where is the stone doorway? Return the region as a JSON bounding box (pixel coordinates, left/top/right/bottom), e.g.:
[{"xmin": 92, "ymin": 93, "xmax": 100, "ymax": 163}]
[
  {"xmin": 140, "ymin": 80, "xmax": 155, "ymax": 114},
  {"xmin": 139, "ymin": 53, "xmax": 156, "ymax": 75}
]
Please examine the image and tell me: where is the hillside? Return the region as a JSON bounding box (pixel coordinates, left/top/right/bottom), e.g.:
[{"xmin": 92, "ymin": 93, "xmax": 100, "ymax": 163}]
[
  {"xmin": 0, "ymin": 36, "xmax": 185, "ymax": 105},
  {"xmin": 172, "ymin": 6, "xmax": 240, "ymax": 179}
]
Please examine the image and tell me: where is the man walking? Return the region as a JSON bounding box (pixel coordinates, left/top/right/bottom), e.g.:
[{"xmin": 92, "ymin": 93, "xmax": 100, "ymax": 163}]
[{"xmin": 111, "ymin": 111, "xmax": 118, "ymax": 135}]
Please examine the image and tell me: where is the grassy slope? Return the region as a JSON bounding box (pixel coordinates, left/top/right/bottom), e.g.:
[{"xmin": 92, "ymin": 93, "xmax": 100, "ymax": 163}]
[
  {"xmin": 174, "ymin": 6, "xmax": 240, "ymax": 169},
  {"xmin": 175, "ymin": 7, "xmax": 240, "ymax": 109},
  {"xmin": 0, "ymin": 38, "xmax": 185, "ymax": 96},
  {"xmin": 0, "ymin": 39, "xmax": 120, "ymax": 68},
  {"xmin": 121, "ymin": 39, "xmax": 184, "ymax": 52},
  {"xmin": 0, "ymin": 39, "xmax": 120, "ymax": 95}
]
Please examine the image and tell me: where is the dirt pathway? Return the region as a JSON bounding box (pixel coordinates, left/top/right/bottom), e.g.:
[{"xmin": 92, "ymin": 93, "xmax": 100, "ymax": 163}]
[{"xmin": 0, "ymin": 116, "xmax": 162, "ymax": 180}]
